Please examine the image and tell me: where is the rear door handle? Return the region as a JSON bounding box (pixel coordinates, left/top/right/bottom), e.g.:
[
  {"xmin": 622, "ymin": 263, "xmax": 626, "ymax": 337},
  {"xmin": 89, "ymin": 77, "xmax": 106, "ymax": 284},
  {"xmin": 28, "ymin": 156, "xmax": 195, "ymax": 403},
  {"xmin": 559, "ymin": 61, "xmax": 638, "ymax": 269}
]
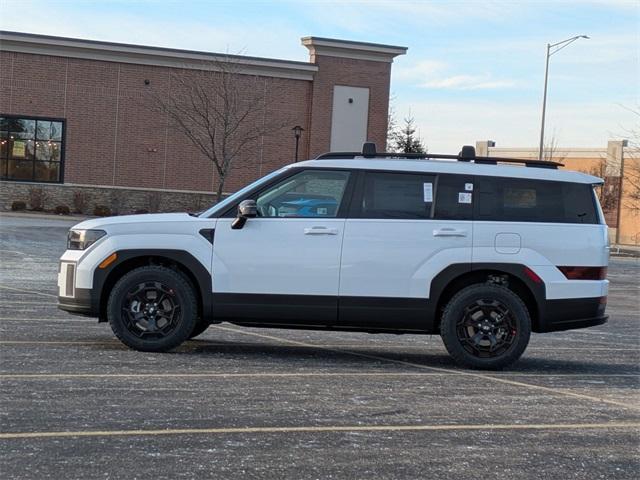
[
  {"xmin": 304, "ymin": 226, "xmax": 339, "ymax": 235},
  {"xmin": 433, "ymin": 228, "xmax": 467, "ymax": 237}
]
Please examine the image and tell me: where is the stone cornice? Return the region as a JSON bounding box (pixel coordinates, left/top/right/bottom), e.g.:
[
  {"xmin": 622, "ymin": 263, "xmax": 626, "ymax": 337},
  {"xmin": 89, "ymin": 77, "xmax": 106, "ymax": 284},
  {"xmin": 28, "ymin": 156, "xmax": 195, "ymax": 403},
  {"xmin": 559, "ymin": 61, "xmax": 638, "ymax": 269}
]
[
  {"xmin": 0, "ymin": 31, "xmax": 318, "ymax": 81},
  {"xmin": 301, "ymin": 36, "xmax": 407, "ymax": 63}
]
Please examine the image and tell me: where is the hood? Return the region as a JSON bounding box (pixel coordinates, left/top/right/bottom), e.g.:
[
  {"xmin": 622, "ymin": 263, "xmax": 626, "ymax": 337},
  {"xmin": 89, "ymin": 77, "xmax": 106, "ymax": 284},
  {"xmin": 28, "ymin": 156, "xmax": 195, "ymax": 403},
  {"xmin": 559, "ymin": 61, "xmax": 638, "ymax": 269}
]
[{"xmin": 70, "ymin": 213, "xmax": 195, "ymax": 231}]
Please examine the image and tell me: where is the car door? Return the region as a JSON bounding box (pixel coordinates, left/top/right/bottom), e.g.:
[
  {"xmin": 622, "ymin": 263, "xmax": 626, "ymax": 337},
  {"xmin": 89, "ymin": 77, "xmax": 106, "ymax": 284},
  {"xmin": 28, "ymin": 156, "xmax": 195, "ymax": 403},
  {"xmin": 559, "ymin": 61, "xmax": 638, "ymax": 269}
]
[
  {"xmin": 338, "ymin": 171, "xmax": 473, "ymax": 330},
  {"xmin": 212, "ymin": 169, "xmax": 354, "ymax": 326}
]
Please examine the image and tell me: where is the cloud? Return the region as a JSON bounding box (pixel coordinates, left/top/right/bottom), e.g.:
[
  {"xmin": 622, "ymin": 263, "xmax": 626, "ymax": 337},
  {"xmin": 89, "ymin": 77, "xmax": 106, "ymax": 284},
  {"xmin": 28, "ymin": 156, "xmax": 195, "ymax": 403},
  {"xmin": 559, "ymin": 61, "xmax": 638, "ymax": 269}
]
[
  {"xmin": 393, "ymin": 60, "xmax": 447, "ymax": 81},
  {"xmin": 420, "ymin": 75, "xmax": 517, "ymax": 90}
]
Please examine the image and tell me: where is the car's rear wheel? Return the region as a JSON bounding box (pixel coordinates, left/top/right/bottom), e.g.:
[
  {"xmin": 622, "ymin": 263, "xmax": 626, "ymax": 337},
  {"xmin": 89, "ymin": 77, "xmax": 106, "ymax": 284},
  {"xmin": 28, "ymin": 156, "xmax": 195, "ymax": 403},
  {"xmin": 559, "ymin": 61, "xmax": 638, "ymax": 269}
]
[
  {"xmin": 107, "ymin": 266, "xmax": 197, "ymax": 352},
  {"xmin": 440, "ymin": 283, "xmax": 531, "ymax": 370}
]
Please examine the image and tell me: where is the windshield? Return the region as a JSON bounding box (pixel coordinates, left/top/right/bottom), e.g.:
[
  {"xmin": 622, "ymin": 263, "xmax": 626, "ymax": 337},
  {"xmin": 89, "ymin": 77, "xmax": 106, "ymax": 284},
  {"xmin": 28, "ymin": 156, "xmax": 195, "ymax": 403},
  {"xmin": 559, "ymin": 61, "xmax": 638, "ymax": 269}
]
[{"xmin": 199, "ymin": 167, "xmax": 289, "ymax": 218}]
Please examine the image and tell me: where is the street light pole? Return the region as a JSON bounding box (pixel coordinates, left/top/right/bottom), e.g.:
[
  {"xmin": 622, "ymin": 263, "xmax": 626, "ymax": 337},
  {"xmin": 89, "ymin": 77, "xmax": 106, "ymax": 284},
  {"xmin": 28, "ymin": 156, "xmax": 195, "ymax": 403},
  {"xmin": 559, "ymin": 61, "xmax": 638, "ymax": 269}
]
[
  {"xmin": 538, "ymin": 35, "xmax": 589, "ymax": 161},
  {"xmin": 292, "ymin": 125, "xmax": 304, "ymax": 162}
]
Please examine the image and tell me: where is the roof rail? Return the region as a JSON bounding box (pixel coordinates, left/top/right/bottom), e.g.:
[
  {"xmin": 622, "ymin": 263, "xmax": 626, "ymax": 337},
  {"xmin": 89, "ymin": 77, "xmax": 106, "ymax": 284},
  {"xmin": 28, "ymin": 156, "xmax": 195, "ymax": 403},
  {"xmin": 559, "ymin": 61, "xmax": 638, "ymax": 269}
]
[{"xmin": 315, "ymin": 143, "xmax": 564, "ymax": 169}]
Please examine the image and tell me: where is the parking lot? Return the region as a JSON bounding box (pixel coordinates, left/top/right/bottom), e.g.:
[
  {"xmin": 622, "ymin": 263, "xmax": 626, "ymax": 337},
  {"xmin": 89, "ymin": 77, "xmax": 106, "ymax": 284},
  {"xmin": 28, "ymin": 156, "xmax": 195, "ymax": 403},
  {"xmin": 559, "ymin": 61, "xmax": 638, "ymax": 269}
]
[{"xmin": 0, "ymin": 213, "xmax": 638, "ymax": 479}]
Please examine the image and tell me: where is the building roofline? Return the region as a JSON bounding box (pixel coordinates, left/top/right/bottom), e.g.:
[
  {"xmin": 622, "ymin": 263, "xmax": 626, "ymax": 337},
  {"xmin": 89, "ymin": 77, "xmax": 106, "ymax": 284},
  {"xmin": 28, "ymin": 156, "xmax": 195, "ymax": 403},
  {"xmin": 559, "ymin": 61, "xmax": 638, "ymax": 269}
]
[
  {"xmin": 301, "ymin": 36, "xmax": 407, "ymax": 63},
  {"xmin": 0, "ymin": 30, "xmax": 318, "ymax": 81}
]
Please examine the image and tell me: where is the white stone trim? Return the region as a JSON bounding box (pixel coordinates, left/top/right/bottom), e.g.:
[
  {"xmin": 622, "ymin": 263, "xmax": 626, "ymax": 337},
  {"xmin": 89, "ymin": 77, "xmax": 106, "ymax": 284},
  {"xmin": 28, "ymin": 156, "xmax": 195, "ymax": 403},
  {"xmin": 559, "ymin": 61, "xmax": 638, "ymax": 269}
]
[
  {"xmin": 0, "ymin": 31, "xmax": 318, "ymax": 81},
  {"xmin": 301, "ymin": 37, "xmax": 407, "ymax": 63}
]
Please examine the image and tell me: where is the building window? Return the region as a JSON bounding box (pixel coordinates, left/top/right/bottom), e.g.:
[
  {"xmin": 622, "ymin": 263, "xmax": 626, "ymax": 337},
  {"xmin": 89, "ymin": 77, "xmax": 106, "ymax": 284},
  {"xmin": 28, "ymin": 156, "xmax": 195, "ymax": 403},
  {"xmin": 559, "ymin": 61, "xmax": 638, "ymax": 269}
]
[{"xmin": 0, "ymin": 116, "xmax": 64, "ymax": 183}]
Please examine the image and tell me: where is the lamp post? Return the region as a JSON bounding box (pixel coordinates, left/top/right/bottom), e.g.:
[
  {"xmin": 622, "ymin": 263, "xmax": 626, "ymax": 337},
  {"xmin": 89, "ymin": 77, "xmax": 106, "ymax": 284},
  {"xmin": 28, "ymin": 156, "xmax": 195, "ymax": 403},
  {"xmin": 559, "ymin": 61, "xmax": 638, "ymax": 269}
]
[
  {"xmin": 292, "ymin": 125, "xmax": 304, "ymax": 162},
  {"xmin": 538, "ymin": 35, "xmax": 589, "ymax": 161}
]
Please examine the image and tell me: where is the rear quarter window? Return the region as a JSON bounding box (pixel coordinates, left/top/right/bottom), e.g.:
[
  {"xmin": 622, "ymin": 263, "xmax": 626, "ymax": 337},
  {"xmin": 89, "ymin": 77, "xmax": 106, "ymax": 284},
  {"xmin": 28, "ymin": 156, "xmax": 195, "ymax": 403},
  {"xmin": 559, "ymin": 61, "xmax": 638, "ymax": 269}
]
[{"xmin": 474, "ymin": 176, "xmax": 600, "ymax": 224}]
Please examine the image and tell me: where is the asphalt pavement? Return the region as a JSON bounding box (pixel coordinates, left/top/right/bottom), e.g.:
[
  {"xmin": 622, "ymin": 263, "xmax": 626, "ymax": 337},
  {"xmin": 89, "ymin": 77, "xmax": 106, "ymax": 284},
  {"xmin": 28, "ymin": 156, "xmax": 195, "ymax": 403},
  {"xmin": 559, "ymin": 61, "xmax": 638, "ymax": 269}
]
[{"xmin": 0, "ymin": 213, "xmax": 639, "ymax": 479}]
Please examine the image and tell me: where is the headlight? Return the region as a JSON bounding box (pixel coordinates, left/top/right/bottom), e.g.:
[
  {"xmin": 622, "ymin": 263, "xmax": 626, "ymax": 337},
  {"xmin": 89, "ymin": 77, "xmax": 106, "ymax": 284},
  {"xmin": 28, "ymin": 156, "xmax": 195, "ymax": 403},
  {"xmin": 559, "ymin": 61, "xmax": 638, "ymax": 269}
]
[{"xmin": 67, "ymin": 229, "xmax": 106, "ymax": 250}]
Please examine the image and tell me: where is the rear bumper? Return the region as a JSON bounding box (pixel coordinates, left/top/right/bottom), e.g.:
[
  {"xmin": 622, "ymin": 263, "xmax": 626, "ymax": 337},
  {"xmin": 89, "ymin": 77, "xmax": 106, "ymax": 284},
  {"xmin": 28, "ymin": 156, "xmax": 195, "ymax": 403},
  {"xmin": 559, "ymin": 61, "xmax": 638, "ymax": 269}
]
[
  {"xmin": 537, "ymin": 296, "xmax": 608, "ymax": 333},
  {"xmin": 57, "ymin": 288, "xmax": 98, "ymax": 317}
]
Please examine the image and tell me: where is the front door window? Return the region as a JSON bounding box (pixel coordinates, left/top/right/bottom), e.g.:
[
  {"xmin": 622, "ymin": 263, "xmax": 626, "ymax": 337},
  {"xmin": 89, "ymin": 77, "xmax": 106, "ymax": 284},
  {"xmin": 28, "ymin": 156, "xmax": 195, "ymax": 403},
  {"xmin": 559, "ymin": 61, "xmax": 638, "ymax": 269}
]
[{"xmin": 256, "ymin": 170, "xmax": 350, "ymax": 218}]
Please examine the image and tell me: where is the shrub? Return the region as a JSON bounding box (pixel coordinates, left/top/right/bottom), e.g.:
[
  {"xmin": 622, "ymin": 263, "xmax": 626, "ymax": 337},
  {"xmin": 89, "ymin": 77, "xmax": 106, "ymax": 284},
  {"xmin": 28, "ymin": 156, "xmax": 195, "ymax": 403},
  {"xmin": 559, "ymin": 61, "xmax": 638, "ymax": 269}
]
[
  {"xmin": 54, "ymin": 205, "xmax": 71, "ymax": 215},
  {"xmin": 28, "ymin": 187, "xmax": 48, "ymax": 211},
  {"xmin": 72, "ymin": 191, "xmax": 90, "ymax": 214},
  {"xmin": 147, "ymin": 191, "xmax": 162, "ymax": 213},
  {"xmin": 11, "ymin": 200, "xmax": 26, "ymax": 211},
  {"xmin": 93, "ymin": 205, "xmax": 111, "ymax": 217}
]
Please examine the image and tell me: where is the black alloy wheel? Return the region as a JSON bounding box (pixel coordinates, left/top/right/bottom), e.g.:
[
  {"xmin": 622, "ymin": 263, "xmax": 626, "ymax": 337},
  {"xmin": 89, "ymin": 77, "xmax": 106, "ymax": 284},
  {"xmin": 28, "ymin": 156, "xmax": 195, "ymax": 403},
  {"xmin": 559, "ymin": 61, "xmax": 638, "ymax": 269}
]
[
  {"xmin": 122, "ymin": 281, "xmax": 181, "ymax": 339},
  {"xmin": 440, "ymin": 283, "xmax": 531, "ymax": 370},
  {"xmin": 456, "ymin": 298, "xmax": 517, "ymax": 358}
]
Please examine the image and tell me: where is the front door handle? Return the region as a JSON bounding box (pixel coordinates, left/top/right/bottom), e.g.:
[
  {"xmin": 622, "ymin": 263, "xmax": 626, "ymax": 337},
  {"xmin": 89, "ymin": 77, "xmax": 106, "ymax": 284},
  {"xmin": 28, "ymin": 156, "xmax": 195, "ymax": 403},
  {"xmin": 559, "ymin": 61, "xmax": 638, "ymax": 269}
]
[
  {"xmin": 304, "ymin": 226, "xmax": 339, "ymax": 235},
  {"xmin": 433, "ymin": 228, "xmax": 467, "ymax": 237}
]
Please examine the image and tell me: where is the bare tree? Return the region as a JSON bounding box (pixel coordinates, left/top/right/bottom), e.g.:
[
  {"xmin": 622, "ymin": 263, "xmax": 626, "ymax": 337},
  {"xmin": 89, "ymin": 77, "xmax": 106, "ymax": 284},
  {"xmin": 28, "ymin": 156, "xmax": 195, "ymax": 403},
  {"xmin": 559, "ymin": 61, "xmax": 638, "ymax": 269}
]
[
  {"xmin": 151, "ymin": 58, "xmax": 289, "ymax": 201},
  {"xmin": 618, "ymin": 107, "xmax": 640, "ymax": 212},
  {"xmin": 542, "ymin": 130, "xmax": 566, "ymax": 163}
]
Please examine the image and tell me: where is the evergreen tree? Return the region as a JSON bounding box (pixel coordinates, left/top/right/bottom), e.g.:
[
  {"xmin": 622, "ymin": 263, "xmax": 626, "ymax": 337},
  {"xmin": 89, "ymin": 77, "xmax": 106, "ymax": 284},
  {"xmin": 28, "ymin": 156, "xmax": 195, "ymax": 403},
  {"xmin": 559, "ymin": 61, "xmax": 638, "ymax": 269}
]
[{"xmin": 392, "ymin": 116, "xmax": 426, "ymax": 154}]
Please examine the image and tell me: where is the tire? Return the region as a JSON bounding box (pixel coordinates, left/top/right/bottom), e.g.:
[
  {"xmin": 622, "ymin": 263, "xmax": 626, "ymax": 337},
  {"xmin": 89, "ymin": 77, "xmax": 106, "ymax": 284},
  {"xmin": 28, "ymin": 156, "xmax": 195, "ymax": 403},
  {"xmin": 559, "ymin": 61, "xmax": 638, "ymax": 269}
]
[
  {"xmin": 189, "ymin": 320, "xmax": 210, "ymax": 339},
  {"xmin": 440, "ymin": 283, "xmax": 531, "ymax": 370},
  {"xmin": 107, "ymin": 265, "xmax": 198, "ymax": 352}
]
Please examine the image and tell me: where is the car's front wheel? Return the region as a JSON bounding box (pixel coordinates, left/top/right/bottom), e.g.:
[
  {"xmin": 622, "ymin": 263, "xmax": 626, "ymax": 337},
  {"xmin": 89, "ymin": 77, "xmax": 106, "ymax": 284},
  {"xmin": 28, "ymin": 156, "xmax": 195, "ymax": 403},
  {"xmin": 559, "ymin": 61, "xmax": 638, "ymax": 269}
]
[
  {"xmin": 107, "ymin": 266, "xmax": 198, "ymax": 352},
  {"xmin": 440, "ymin": 283, "xmax": 531, "ymax": 370}
]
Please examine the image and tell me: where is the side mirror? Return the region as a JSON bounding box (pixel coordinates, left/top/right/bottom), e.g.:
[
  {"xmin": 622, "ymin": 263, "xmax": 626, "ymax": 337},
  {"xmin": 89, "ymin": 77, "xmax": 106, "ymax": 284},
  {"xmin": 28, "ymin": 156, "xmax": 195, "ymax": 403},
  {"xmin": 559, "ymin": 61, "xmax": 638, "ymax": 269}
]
[{"xmin": 231, "ymin": 200, "xmax": 257, "ymax": 230}]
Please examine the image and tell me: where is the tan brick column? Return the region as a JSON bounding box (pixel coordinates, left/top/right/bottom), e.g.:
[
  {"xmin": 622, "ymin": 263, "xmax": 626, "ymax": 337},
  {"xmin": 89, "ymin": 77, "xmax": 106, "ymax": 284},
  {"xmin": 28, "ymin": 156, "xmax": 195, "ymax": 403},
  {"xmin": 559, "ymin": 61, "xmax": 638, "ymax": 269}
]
[{"xmin": 302, "ymin": 38, "xmax": 406, "ymax": 157}]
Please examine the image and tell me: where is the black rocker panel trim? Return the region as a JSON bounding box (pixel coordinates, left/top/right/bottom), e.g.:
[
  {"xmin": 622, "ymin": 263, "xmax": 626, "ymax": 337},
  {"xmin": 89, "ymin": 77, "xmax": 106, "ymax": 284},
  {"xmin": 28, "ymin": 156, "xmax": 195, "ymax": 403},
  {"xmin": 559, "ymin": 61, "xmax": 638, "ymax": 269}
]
[
  {"xmin": 338, "ymin": 296, "xmax": 431, "ymax": 331},
  {"xmin": 93, "ymin": 249, "xmax": 213, "ymax": 322},
  {"xmin": 213, "ymin": 293, "xmax": 336, "ymax": 325}
]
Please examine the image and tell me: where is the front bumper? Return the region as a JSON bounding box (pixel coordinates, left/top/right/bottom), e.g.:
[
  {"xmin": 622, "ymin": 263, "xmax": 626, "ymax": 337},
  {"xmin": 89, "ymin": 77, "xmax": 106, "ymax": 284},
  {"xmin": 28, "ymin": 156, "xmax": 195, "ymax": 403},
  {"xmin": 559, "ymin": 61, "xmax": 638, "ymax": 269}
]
[{"xmin": 57, "ymin": 288, "xmax": 98, "ymax": 317}]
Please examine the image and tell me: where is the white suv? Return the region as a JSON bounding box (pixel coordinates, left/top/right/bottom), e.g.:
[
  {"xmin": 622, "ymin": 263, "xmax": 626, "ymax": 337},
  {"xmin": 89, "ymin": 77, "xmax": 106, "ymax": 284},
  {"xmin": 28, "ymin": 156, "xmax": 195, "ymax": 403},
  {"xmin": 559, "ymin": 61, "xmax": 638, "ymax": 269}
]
[{"xmin": 58, "ymin": 144, "xmax": 609, "ymax": 369}]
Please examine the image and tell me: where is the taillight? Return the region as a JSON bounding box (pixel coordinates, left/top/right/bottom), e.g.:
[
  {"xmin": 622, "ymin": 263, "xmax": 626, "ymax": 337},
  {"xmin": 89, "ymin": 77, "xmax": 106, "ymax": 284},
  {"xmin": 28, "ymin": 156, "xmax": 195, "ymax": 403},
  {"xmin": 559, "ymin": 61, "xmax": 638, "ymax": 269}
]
[{"xmin": 558, "ymin": 266, "xmax": 607, "ymax": 280}]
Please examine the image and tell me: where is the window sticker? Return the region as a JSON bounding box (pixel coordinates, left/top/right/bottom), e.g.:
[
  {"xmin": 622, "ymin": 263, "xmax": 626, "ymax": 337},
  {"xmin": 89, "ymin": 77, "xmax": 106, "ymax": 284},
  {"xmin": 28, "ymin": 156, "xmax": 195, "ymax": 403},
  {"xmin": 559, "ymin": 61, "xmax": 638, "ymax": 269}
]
[
  {"xmin": 465, "ymin": 183, "xmax": 474, "ymax": 191},
  {"xmin": 423, "ymin": 182, "xmax": 433, "ymax": 202},
  {"xmin": 317, "ymin": 207, "xmax": 328, "ymax": 215},
  {"xmin": 458, "ymin": 192, "xmax": 472, "ymax": 204}
]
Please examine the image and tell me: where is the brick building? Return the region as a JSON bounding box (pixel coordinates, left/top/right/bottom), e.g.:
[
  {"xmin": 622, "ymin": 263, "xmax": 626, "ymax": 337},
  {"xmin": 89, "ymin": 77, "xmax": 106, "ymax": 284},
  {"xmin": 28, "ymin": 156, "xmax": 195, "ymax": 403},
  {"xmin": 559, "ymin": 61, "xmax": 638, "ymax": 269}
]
[{"xmin": 0, "ymin": 31, "xmax": 406, "ymax": 213}]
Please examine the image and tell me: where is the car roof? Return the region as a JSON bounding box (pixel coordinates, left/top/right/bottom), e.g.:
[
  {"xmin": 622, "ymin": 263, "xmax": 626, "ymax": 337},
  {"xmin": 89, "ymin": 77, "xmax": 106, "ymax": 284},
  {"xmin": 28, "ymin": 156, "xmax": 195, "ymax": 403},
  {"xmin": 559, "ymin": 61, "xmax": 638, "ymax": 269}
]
[{"xmin": 294, "ymin": 157, "xmax": 603, "ymax": 185}]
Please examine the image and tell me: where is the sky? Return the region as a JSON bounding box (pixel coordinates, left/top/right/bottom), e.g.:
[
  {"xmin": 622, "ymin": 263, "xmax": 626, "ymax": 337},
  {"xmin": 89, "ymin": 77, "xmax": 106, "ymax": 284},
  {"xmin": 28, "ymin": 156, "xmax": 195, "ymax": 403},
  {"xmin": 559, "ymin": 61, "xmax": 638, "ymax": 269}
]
[{"xmin": 1, "ymin": 0, "xmax": 638, "ymax": 152}]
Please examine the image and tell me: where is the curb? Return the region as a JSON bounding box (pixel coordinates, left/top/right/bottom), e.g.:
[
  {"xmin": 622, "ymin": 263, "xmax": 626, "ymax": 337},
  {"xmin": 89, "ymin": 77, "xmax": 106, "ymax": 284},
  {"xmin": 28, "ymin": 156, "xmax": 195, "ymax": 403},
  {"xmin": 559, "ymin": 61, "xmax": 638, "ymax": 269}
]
[{"xmin": 610, "ymin": 248, "xmax": 640, "ymax": 258}]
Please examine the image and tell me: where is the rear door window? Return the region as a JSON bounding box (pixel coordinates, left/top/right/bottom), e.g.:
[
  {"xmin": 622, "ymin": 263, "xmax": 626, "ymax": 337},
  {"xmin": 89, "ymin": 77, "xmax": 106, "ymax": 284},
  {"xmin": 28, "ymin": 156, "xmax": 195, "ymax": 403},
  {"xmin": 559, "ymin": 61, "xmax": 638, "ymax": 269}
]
[
  {"xmin": 360, "ymin": 172, "xmax": 435, "ymax": 219},
  {"xmin": 474, "ymin": 176, "xmax": 599, "ymax": 224},
  {"xmin": 434, "ymin": 174, "xmax": 474, "ymax": 220}
]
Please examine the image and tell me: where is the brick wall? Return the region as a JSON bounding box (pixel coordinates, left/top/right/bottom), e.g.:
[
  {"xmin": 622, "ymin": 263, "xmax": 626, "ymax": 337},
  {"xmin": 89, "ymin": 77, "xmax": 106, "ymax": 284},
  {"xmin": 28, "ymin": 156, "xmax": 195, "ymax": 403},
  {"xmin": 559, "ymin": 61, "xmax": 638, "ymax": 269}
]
[
  {"xmin": 307, "ymin": 55, "xmax": 391, "ymax": 157},
  {"xmin": 0, "ymin": 51, "xmax": 313, "ymax": 195},
  {"xmin": 1, "ymin": 41, "xmax": 397, "ymax": 207}
]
